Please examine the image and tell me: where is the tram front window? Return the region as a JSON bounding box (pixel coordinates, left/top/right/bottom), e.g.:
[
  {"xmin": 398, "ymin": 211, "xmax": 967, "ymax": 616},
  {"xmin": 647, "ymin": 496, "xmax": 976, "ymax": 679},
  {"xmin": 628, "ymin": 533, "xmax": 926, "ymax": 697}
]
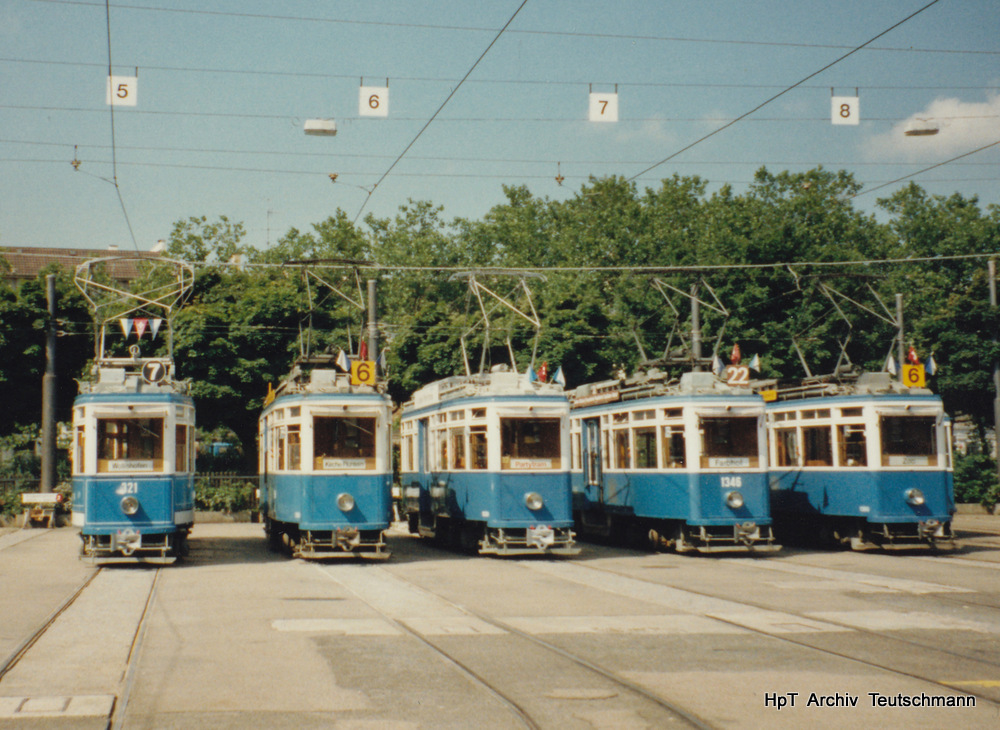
[
  {"xmin": 314, "ymin": 416, "xmax": 376, "ymax": 470},
  {"xmin": 699, "ymin": 417, "xmax": 758, "ymax": 468},
  {"xmin": 881, "ymin": 416, "xmax": 937, "ymax": 466},
  {"xmin": 97, "ymin": 417, "xmax": 164, "ymax": 472},
  {"xmin": 501, "ymin": 417, "xmax": 560, "ymax": 469}
]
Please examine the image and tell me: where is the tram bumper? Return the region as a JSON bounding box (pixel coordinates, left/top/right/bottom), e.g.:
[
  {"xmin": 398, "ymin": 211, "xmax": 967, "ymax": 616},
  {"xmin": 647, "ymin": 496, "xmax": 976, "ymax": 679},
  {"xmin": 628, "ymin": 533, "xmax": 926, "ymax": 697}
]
[
  {"xmin": 479, "ymin": 526, "xmax": 580, "ymax": 556},
  {"xmin": 684, "ymin": 523, "xmax": 782, "ymax": 553},
  {"xmin": 293, "ymin": 528, "xmax": 391, "ymax": 560}
]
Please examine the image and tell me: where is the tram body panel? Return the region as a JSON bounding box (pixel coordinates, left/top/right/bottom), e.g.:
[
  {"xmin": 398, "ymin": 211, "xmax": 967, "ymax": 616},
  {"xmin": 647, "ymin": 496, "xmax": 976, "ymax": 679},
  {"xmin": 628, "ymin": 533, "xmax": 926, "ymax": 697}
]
[
  {"xmin": 71, "ymin": 381, "xmax": 195, "ymax": 563},
  {"xmin": 764, "ymin": 379, "xmax": 954, "ymax": 547},
  {"xmin": 264, "ymin": 472, "xmax": 392, "ymax": 531},
  {"xmin": 400, "ymin": 372, "xmax": 578, "ymax": 555},
  {"xmin": 259, "ymin": 380, "xmax": 393, "ymax": 558},
  {"xmin": 569, "ymin": 376, "xmax": 775, "ymax": 551}
]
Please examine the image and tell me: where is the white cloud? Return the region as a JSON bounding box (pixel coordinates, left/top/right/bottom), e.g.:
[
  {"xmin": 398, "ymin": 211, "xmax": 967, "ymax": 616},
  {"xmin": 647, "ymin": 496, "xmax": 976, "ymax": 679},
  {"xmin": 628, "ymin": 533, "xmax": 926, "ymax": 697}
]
[{"xmin": 863, "ymin": 92, "xmax": 1000, "ymax": 161}]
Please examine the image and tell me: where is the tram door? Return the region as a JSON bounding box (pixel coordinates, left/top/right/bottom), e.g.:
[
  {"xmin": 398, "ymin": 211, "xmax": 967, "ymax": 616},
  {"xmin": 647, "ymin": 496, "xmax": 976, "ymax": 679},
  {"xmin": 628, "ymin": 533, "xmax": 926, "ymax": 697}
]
[{"xmin": 582, "ymin": 418, "xmax": 604, "ymax": 505}]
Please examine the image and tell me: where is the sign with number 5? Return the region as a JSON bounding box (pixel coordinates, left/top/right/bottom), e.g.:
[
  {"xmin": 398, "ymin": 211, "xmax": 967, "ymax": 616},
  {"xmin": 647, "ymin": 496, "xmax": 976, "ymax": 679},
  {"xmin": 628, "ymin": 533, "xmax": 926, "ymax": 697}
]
[
  {"xmin": 106, "ymin": 75, "xmax": 137, "ymax": 107},
  {"xmin": 831, "ymin": 96, "xmax": 859, "ymax": 125},
  {"xmin": 360, "ymin": 86, "xmax": 388, "ymax": 117}
]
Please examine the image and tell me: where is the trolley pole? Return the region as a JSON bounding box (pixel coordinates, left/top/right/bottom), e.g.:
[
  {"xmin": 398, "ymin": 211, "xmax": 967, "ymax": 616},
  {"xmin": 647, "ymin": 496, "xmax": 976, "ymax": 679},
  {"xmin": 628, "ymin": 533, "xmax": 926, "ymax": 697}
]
[
  {"xmin": 367, "ymin": 279, "xmax": 378, "ymax": 371},
  {"xmin": 989, "ymin": 260, "xmax": 1000, "ymax": 487},
  {"xmin": 40, "ymin": 274, "xmax": 57, "ymax": 493}
]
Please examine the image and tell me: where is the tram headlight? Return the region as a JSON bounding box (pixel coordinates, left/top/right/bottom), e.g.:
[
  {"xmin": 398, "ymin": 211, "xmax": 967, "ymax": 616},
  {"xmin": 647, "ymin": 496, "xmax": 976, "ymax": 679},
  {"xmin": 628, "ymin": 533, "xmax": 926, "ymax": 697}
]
[
  {"xmin": 905, "ymin": 488, "xmax": 926, "ymax": 506},
  {"xmin": 524, "ymin": 492, "xmax": 544, "ymax": 511},
  {"xmin": 121, "ymin": 496, "xmax": 140, "ymax": 515},
  {"xmin": 336, "ymin": 492, "xmax": 355, "ymax": 512},
  {"xmin": 725, "ymin": 491, "xmax": 745, "ymax": 509}
]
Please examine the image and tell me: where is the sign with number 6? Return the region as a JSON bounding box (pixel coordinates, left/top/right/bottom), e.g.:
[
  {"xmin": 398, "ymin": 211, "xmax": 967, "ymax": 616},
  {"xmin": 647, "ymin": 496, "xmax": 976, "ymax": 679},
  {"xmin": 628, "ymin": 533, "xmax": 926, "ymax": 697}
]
[
  {"xmin": 831, "ymin": 96, "xmax": 859, "ymax": 125},
  {"xmin": 351, "ymin": 360, "xmax": 377, "ymax": 386},
  {"xmin": 360, "ymin": 86, "xmax": 388, "ymax": 117}
]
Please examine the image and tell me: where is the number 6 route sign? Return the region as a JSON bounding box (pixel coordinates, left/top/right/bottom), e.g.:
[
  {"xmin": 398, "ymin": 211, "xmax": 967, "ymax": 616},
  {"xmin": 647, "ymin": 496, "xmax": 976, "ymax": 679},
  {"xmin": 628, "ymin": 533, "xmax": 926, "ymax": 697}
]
[
  {"xmin": 351, "ymin": 360, "xmax": 377, "ymax": 386},
  {"xmin": 902, "ymin": 364, "xmax": 926, "ymax": 388},
  {"xmin": 106, "ymin": 75, "xmax": 138, "ymax": 107},
  {"xmin": 359, "ymin": 86, "xmax": 388, "ymax": 117}
]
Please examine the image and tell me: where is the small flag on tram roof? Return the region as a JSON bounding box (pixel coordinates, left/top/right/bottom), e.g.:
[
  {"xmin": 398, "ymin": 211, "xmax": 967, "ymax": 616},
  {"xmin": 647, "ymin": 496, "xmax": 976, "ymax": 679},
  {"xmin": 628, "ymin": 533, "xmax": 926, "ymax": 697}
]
[
  {"xmin": 885, "ymin": 353, "xmax": 898, "ymax": 376},
  {"xmin": 336, "ymin": 349, "xmax": 351, "ymax": 372},
  {"xmin": 553, "ymin": 366, "xmax": 566, "ymax": 386},
  {"xmin": 748, "ymin": 353, "xmax": 761, "ymax": 372},
  {"xmin": 927, "ymin": 355, "xmax": 938, "ymax": 376}
]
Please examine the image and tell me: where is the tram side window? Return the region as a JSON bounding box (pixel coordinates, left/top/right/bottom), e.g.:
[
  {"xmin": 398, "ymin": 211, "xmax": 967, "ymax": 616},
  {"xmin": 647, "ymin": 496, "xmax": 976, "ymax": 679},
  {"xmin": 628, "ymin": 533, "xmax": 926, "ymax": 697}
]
[
  {"xmin": 700, "ymin": 417, "xmax": 759, "ymax": 468},
  {"xmin": 571, "ymin": 432, "xmax": 581, "ymax": 470},
  {"xmin": 450, "ymin": 428, "xmax": 466, "ymax": 469},
  {"xmin": 470, "ymin": 426, "xmax": 488, "ymax": 470},
  {"xmin": 775, "ymin": 428, "xmax": 798, "ymax": 467},
  {"xmin": 176, "ymin": 425, "xmax": 189, "ymax": 472},
  {"xmin": 287, "ymin": 425, "xmax": 301, "ymax": 470},
  {"xmin": 74, "ymin": 425, "xmax": 85, "ymax": 474},
  {"xmin": 501, "ymin": 418, "xmax": 560, "ymax": 469},
  {"xmin": 803, "ymin": 426, "xmax": 833, "ymax": 467},
  {"xmin": 314, "ymin": 417, "xmax": 376, "ymax": 470},
  {"xmin": 614, "ymin": 429, "xmax": 630, "ymax": 469},
  {"xmin": 837, "ymin": 425, "xmax": 867, "ymax": 467},
  {"xmin": 402, "ymin": 434, "xmax": 414, "ymax": 472},
  {"xmin": 662, "ymin": 425, "xmax": 685, "ymax": 468},
  {"xmin": 634, "ymin": 427, "xmax": 657, "ymax": 469},
  {"xmin": 97, "ymin": 418, "xmax": 164, "ymax": 472},
  {"xmin": 881, "ymin": 416, "xmax": 937, "ymax": 466}
]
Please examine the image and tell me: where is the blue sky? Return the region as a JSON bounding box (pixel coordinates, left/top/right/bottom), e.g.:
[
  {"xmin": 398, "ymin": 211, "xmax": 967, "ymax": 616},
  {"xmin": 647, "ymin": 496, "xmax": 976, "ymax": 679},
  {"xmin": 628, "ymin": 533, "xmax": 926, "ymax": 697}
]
[{"xmin": 2, "ymin": 0, "xmax": 998, "ymax": 253}]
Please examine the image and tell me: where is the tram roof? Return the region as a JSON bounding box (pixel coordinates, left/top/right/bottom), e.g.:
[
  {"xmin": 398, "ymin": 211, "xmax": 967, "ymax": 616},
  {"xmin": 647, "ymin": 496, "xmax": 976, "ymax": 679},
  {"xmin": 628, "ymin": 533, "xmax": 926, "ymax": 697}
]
[{"xmin": 402, "ymin": 370, "xmax": 567, "ymax": 415}]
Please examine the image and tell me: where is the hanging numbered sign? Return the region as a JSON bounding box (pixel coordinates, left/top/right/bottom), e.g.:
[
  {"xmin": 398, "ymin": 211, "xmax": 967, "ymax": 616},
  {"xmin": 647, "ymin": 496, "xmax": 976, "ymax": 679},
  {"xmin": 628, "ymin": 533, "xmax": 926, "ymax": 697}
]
[
  {"xmin": 360, "ymin": 85, "xmax": 389, "ymax": 117},
  {"xmin": 350, "ymin": 360, "xmax": 377, "ymax": 386},
  {"xmin": 106, "ymin": 75, "xmax": 138, "ymax": 106},
  {"xmin": 589, "ymin": 92, "xmax": 618, "ymax": 122},
  {"xmin": 831, "ymin": 96, "xmax": 859, "ymax": 125}
]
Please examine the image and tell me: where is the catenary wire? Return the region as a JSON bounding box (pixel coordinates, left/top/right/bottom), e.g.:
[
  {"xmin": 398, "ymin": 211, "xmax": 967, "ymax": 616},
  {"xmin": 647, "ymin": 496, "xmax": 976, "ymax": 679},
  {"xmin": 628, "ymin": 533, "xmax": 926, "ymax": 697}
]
[{"xmin": 626, "ymin": 0, "xmax": 943, "ymax": 184}]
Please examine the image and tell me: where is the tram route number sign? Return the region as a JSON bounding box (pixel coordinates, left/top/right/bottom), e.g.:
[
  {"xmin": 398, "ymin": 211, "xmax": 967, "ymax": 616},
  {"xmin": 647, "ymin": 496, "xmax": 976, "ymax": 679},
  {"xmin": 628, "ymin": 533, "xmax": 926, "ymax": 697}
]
[
  {"xmin": 350, "ymin": 359, "xmax": 377, "ymax": 386},
  {"xmin": 142, "ymin": 360, "xmax": 167, "ymax": 384},
  {"xmin": 902, "ymin": 363, "xmax": 926, "ymax": 388}
]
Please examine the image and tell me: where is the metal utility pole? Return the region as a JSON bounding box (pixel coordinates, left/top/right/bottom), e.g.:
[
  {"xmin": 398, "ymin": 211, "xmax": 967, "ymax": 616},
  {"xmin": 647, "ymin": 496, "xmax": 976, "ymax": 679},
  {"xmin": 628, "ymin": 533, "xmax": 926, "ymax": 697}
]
[
  {"xmin": 690, "ymin": 283, "xmax": 702, "ymax": 371},
  {"xmin": 990, "ymin": 260, "xmax": 1000, "ymax": 485},
  {"xmin": 896, "ymin": 293, "xmax": 905, "ymax": 375},
  {"xmin": 40, "ymin": 275, "xmax": 57, "ymax": 493},
  {"xmin": 367, "ymin": 279, "xmax": 378, "ymax": 370}
]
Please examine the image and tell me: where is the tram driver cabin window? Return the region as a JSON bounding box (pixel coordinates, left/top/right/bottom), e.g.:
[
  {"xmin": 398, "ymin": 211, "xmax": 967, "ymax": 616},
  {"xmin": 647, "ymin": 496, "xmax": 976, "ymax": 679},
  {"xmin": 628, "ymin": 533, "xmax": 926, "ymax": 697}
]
[
  {"xmin": 313, "ymin": 416, "xmax": 376, "ymax": 470},
  {"xmin": 880, "ymin": 416, "xmax": 937, "ymax": 466},
  {"xmin": 699, "ymin": 417, "xmax": 759, "ymax": 468},
  {"xmin": 501, "ymin": 418, "xmax": 560, "ymax": 469},
  {"xmin": 97, "ymin": 418, "xmax": 164, "ymax": 472}
]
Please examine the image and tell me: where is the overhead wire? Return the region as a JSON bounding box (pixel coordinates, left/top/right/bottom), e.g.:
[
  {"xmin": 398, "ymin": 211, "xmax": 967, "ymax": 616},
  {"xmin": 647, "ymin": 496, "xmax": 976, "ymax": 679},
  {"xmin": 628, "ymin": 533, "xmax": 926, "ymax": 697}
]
[
  {"xmin": 103, "ymin": 0, "xmax": 140, "ymax": 252},
  {"xmin": 352, "ymin": 0, "xmax": 530, "ymax": 223},
  {"xmin": 25, "ymin": 0, "xmax": 1000, "ymax": 56},
  {"xmin": 626, "ymin": 0, "xmax": 944, "ymax": 184}
]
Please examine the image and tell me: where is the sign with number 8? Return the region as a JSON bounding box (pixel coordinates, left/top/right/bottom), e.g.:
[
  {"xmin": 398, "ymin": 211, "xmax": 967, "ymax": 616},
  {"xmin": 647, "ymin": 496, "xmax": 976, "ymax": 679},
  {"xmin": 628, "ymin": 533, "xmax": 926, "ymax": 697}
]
[{"xmin": 831, "ymin": 96, "xmax": 859, "ymax": 126}]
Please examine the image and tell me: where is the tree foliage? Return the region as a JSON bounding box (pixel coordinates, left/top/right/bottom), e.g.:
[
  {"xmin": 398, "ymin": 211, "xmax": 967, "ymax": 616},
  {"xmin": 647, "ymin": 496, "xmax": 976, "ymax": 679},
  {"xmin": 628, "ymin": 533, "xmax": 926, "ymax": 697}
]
[{"xmin": 2, "ymin": 173, "xmax": 1000, "ymax": 480}]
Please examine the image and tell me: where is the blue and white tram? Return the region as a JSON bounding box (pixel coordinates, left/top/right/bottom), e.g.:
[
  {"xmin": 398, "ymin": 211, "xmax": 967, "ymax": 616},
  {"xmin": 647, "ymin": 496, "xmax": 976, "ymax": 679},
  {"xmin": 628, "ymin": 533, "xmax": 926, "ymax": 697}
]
[
  {"xmin": 568, "ymin": 371, "xmax": 778, "ymax": 552},
  {"xmin": 72, "ymin": 359, "xmax": 195, "ymax": 564},
  {"xmin": 764, "ymin": 372, "xmax": 955, "ymax": 549},
  {"xmin": 259, "ymin": 360, "xmax": 393, "ymax": 559},
  {"xmin": 399, "ymin": 367, "xmax": 579, "ymax": 555}
]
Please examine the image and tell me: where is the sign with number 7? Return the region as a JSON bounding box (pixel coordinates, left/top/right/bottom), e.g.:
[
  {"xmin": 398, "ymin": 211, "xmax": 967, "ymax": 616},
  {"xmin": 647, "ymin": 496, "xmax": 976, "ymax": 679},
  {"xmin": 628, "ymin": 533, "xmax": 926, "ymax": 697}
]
[{"xmin": 589, "ymin": 92, "xmax": 618, "ymax": 122}]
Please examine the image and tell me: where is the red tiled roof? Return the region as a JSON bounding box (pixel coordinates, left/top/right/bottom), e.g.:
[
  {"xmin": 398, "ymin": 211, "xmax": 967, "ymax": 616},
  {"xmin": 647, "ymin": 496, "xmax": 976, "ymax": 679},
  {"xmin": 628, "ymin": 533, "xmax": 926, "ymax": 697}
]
[{"xmin": 0, "ymin": 247, "xmax": 162, "ymax": 283}]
